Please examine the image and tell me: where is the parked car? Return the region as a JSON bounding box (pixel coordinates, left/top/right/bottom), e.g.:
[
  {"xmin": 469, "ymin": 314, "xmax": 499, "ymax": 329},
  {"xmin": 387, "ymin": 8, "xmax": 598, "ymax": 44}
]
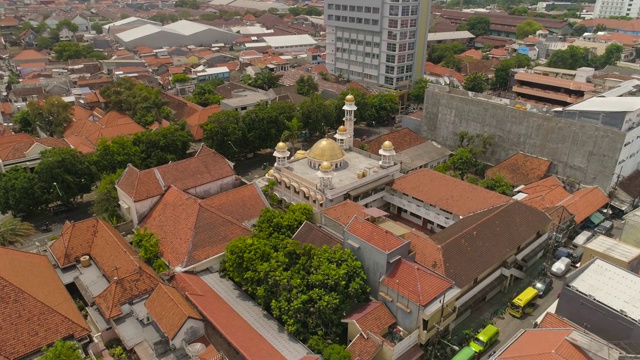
[
  {"xmin": 533, "ymin": 276, "xmax": 553, "ymax": 297},
  {"xmin": 572, "ymin": 230, "xmax": 594, "ymax": 248},
  {"xmin": 550, "ymin": 257, "xmax": 572, "ymax": 277},
  {"xmin": 553, "ymin": 247, "xmax": 583, "ymax": 266},
  {"xmin": 469, "ymin": 324, "xmax": 500, "ymax": 353},
  {"xmin": 594, "ymin": 220, "xmax": 614, "ymax": 236}
]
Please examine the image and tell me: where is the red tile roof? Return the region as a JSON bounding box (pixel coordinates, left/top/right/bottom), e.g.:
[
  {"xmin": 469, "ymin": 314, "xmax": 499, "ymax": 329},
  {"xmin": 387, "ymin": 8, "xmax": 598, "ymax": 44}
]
[
  {"xmin": 141, "ymin": 187, "xmax": 251, "ymax": 268},
  {"xmin": 49, "ymin": 218, "xmax": 160, "ymax": 319},
  {"xmin": 538, "ymin": 312, "xmax": 581, "ymax": 330},
  {"xmin": 346, "ymin": 217, "xmax": 407, "ymax": 253},
  {"xmin": 201, "ymin": 183, "xmax": 268, "ymax": 225},
  {"xmin": 64, "ymin": 109, "xmax": 144, "ymax": 153},
  {"xmin": 12, "ymin": 49, "xmax": 47, "ymax": 62},
  {"xmin": 391, "ymin": 169, "xmax": 511, "ymax": 217},
  {"xmin": 498, "ymin": 329, "xmax": 590, "ymax": 359},
  {"xmin": 456, "ymin": 49, "xmax": 483, "ymax": 60},
  {"xmin": 514, "ymin": 72, "xmax": 595, "ymax": 92},
  {"xmin": 424, "ymin": 62, "xmax": 465, "ymax": 84},
  {"xmin": 489, "ymin": 48, "xmax": 509, "ymax": 57},
  {"xmin": 485, "ymin": 152, "xmax": 551, "ymax": 186},
  {"xmin": 0, "ymin": 248, "xmax": 91, "ymax": 360},
  {"xmin": 405, "ymin": 230, "xmax": 445, "ymax": 274},
  {"xmin": 292, "ymin": 221, "xmax": 342, "ymax": 248},
  {"xmin": 519, "ymin": 177, "xmax": 571, "ymax": 210},
  {"xmin": 185, "ymin": 104, "xmax": 221, "ymax": 140},
  {"xmin": 343, "ymin": 302, "xmax": 395, "ymax": 337},
  {"xmin": 0, "ymin": 132, "xmax": 67, "ymax": 161},
  {"xmin": 146, "ymin": 283, "xmax": 202, "ymax": 339},
  {"xmin": 381, "ymin": 259, "xmax": 453, "ymax": 306},
  {"xmin": 595, "ymin": 32, "xmax": 640, "ymax": 46},
  {"xmin": 579, "ymin": 18, "xmax": 640, "ymax": 32},
  {"xmin": 322, "ymin": 200, "xmax": 368, "ymax": 226},
  {"xmin": 171, "ymin": 272, "xmax": 288, "ymax": 360},
  {"xmin": 346, "ymin": 334, "xmax": 382, "ymax": 360},
  {"xmin": 362, "ymin": 128, "xmax": 425, "ymax": 155},
  {"xmin": 558, "ymin": 186, "xmax": 610, "ymax": 223}
]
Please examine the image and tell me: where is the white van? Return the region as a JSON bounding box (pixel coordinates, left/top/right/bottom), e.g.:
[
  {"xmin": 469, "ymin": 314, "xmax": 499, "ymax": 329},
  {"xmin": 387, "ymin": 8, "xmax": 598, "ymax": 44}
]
[
  {"xmin": 572, "ymin": 231, "xmax": 594, "ymax": 248},
  {"xmin": 550, "ymin": 257, "xmax": 572, "ymax": 277}
]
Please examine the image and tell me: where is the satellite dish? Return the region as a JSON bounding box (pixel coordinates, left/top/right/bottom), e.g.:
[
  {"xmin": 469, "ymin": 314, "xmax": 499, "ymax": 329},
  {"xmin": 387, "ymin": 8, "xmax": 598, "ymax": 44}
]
[{"xmin": 185, "ymin": 343, "xmax": 206, "ymax": 356}]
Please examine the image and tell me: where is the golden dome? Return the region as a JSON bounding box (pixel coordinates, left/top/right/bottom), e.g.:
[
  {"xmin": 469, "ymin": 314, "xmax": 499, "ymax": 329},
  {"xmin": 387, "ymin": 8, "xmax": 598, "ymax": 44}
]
[
  {"xmin": 307, "ymin": 137, "xmax": 346, "ymax": 162},
  {"xmin": 275, "ymin": 142, "xmax": 287, "ymax": 151},
  {"xmin": 294, "ymin": 150, "xmax": 307, "ymax": 159},
  {"xmin": 266, "ymin": 169, "xmax": 274, "ymax": 177},
  {"xmin": 382, "ymin": 140, "xmax": 394, "ymax": 149},
  {"xmin": 337, "ymin": 125, "xmax": 347, "ymax": 133},
  {"xmin": 320, "ymin": 161, "xmax": 333, "ymax": 171},
  {"xmin": 345, "ymin": 94, "xmax": 355, "ymax": 103}
]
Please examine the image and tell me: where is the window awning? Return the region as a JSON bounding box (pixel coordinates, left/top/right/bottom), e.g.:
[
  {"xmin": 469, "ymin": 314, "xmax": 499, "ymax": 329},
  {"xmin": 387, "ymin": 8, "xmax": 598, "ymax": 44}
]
[
  {"xmin": 589, "ymin": 212, "xmax": 605, "ymax": 225},
  {"xmin": 300, "ymin": 187, "xmax": 310, "ymax": 196},
  {"xmin": 348, "ymin": 175, "xmax": 394, "ymax": 198},
  {"xmin": 310, "ymin": 192, "xmax": 317, "ymax": 200},
  {"xmin": 272, "ymin": 172, "xmax": 281, "ymax": 181},
  {"xmin": 282, "ymin": 177, "xmax": 291, "ymax": 186},
  {"xmin": 292, "ymin": 182, "xmax": 300, "ymax": 191}
]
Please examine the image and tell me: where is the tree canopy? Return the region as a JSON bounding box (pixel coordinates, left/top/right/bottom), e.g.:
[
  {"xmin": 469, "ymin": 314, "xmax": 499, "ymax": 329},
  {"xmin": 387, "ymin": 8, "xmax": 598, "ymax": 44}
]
[
  {"xmin": 55, "ymin": 19, "xmax": 79, "ymax": 33},
  {"xmin": 479, "ymin": 174, "xmax": 513, "ymax": 195},
  {"xmin": 222, "ymin": 204, "xmax": 369, "ymax": 346},
  {"xmin": 492, "ymin": 54, "xmax": 531, "ymax": 89},
  {"xmin": 367, "ymin": 93, "xmax": 399, "ymax": 125},
  {"xmin": 460, "ymin": 16, "xmax": 490, "ymax": 36},
  {"xmin": 427, "ymin": 42, "xmax": 466, "ymax": 64},
  {"xmin": 100, "ymin": 77, "xmax": 173, "ymax": 127},
  {"xmin": 463, "ymin": 72, "xmax": 489, "ymax": 93},
  {"xmin": 515, "ymin": 19, "xmax": 543, "ymax": 39},
  {"xmin": 185, "ymin": 78, "xmax": 224, "ymax": 107},
  {"xmin": 53, "ymin": 42, "xmax": 107, "ymax": 61},
  {"xmin": 295, "ymin": 75, "xmax": 319, "ymax": 96},
  {"xmin": 0, "ymin": 167, "xmax": 43, "ymax": 216},
  {"xmin": 14, "ymin": 96, "xmax": 73, "ymax": 136},
  {"xmin": 35, "ymin": 148, "xmax": 97, "ymax": 205},
  {"xmin": 299, "ymin": 94, "xmax": 337, "ymax": 135},
  {"xmin": 41, "ymin": 340, "xmax": 84, "ymax": 360},
  {"xmin": 546, "ymin": 43, "xmax": 623, "ymax": 70},
  {"xmin": 202, "ymin": 110, "xmax": 248, "ymax": 162},
  {"xmin": 0, "ymin": 216, "xmax": 36, "ymax": 247},
  {"xmin": 175, "ymin": 0, "xmax": 200, "ymax": 9},
  {"xmin": 92, "ymin": 170, "xmax": 123, "ymax": 223},
  {"xmin": 410, "ymin": 78, "xmax": 431, "ymax": 104},
  {"xmin": 132, "ymin": 227, "xmax": 167, "ymax": 273},
  {"xmin": 247, "ymin": 70, "xmax": 280, "ymax": 90}
]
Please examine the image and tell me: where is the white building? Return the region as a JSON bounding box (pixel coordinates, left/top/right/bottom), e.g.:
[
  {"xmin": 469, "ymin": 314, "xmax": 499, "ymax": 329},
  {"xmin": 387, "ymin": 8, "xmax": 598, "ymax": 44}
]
[
  {"xmin": 261, "ymin": 34, "xmax": 317, "ymax": 53},
  {"xmin": 102, "ymin": 17, "xmax": 161, "ymax": 35},
  {"xmin": 324, "ymin": 0, "xmax": 430, "ymax": 89},
  {"xmin": 594, "ymin": 0, "xmax": 640, "ymax": 18},
  {"xmin": 114, "ymin": 20, "xmax": 241, "ymax": 49}
]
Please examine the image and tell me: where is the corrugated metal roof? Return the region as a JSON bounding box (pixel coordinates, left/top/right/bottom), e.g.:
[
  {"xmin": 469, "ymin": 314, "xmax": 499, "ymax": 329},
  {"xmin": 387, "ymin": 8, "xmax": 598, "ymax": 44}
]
[{"xmin": 584, "ymin": 235, "xmax": 640, "ymax": 262}]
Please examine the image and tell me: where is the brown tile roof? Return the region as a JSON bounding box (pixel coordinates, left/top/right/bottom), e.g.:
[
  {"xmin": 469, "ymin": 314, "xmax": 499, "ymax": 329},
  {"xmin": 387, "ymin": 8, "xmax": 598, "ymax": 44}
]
[
  {"xmin": 146, "ymin": 283, "xmax": 202, "ymax": 339},
  {"xmin": 292, "ymin": 221, "xmax": 342, "ymax": 248},
  {"xmin": 344, "ymin": 302, "xmax": 395, "ymax": 337},
  {"xmin": 0, "ymin": 133, "xmax": 37, "ymax": 161},
  {"xmin": 363, "ymin": 128, "xmax": 425, "ymax": 155},
  {"xmin": 17, "ymin": 62, "xmax": 46, "ymax": 69},
  {"xmin": 117, "ymin": 146, "xmax": 235, "ymax": 202},
  {"xmin": 519, "ymin": 177, "xmax": 571, "ymax": 210},
  {"xmin": 346, "ymin": 333, "xmax": 382, "ymax": 360},
  {"xmin": 0, "ymin": 248, "xmax": 91, "ymax": 360},
  {"xmin": 424, "ymin": 62, "xmax": 465, "ymax": 84},
  {"xmin": 405, "ymin": 230, "xmax": 445, "ymax": 274},
  {"xmin": 346, "ymin": 217, "xmax": 408, "ymax": 253},
  {"xmin": 558, "ymin": 186, "xmax": 610, "ymax": 224},
  {"xmin": 617, "ymin": 169, "xmax": 640, "ymax": 199},
  {"xmin": 413, "ymin": 201, "xmax": 551, "ymax": 288},
  {"xmin": 12, "ymin": 49, "xmax": 47, "ymax": 61},
  {"xmin": 579, "ymin": 18, "xmax": 640, "ymax": 33},
  {"xmin": 161, "ymin": 92, "xmax": 202, "ymax": 120},
  {"xmin": 391, "ymin": 169, "xmax": 511, "ymax": 217},
  {"xmin": 381, "ymin": 259, "xmax": 453, "ymax": 306},
  {"xmin": 498, "ymin": 329, "xmax": 590, "ymax": 359},
  {"xmin": 322, "ymin": 200, "xmax": 368, "ymax": 227},
  {"xmin": 49, "ymin": 218, "xmax": 160, "ymax": 319},
  {"xmin": 171, "ymin": 272, "xmax": 288, "ymax": 360},
  {"xmin": 141, "ymin": 187, "xmax": 251, "ymax": 268},
  {"xmin": 489, "ymin": 48, "xmax": 509, "ymax": 57},
  {"xmin": 185, "ymin": 104, "xmax": 221, "ymax": 140},
  {"xmin": 64, "ymin": 110, "xmax": 144, "ymax": 153},
  {"xmin": 456, "ymin": 49, "xmax": 483, "ymax": 60},
  {"xmin": 538, "ymin": 312, "xmax": 581, "ymax": 330},
  {"xmin": 486, "ymin": 152, "xmax": 552, "ymax": 186},
  {"xmin": 201, "ymin": 183, "xmax": 268, "ymax": 225}
]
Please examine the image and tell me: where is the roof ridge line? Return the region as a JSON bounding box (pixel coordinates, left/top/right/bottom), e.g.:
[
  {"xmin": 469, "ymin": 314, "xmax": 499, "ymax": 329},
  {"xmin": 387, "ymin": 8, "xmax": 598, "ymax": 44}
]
[{"xmin": 438, "ymin": 202, "xmax": 511, "ymax": 246}]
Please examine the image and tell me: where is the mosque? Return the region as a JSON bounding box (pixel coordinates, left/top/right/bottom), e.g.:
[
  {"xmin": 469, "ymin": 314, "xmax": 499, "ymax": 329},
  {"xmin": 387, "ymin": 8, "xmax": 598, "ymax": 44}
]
[{"xmin": 267, "ymin": 94, "xmax": 403, "ymax": 209}]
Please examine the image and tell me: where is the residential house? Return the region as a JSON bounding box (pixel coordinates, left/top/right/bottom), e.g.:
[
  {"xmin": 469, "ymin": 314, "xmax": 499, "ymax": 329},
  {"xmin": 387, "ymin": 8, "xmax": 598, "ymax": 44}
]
[
  {"xmin": 485, "ymin": 152, "xmax": 552, "ymax": 187},
  {"xmin": 424, "ymin": 62, "xmax": 465, "ymax": 87},
  {"xmin": 11, "ymin": 49, "xmax": 49, "ymax": 66},
  {"xmin": 557, "ymin": 186, "xmax": 610, "ymax": 227},
  {"xmin": 292, "ymin": 221, "xmax": 342, "ymax": 248},
  {"xmin": 63, "ymin": 108, "xmax": 145, "ymax": 154},
  {"xmin": 318, "ymin": 199, "xmax": 371, "ymax": 237},
  {"xmin": 384, "ymin": 169, "xmax": 511, "ymax": 232},
  {"xmin": 185, "ymin": 105, "xmax": 222, "ymax": 141},
  {"xmin": 555, "ymin": 258, "xmax": 640, "ymax": 354},
  {"xmin": 513, "ymin": 176, "xmax": 575, "ymax": 231},
  {"xmin": 407, "ymin": 200, "xmax": 551, "ymax": 321},
  {"xmin": 220, "ymin": 90, "xmax": 272, "ymax": 112},
  {"xmin": 59, "ymin": 28, "xmax": 75, "ymax": 42},
  {"xmin": 18, "ymin": 28, "xmax": 38, "ymax": 48},
  {"xmin": 0, "ymin": 132, "xmax": 69, "ymax": 172},
  {"xmin": 0, "ymin": 247, "xmax": 91, "ymax": 360},
  {"xmin": 171, "ymin": 271, "xmax": 313, "ymax": 359},
  {"xmin": 141, "ymin": 183, "xmax": 268, "ymax": 271},
  {"xmin": 76, "ymin": 77, "xmax": 114, "ymax": 90},
  {"xmin": 0, "ymin": 16, "xmax": 20, "ymax": 32},
  {"xmin": 116, "ymin": 145, "xmax": 237, "ymax": 226},
  {"xmin": 71, "ymin": 13, "xmax": 91, "ymax": 32},
  {"xmin": 192, "ymin": 66, "xmax": 230, "ymax": 82},
  {"xmin": 267, "ymin": 86, "xmax": 308, "ymax": 104},
  {"xmin": 581, "ymin": 235, "xmax": 640, "ymax": 272}
]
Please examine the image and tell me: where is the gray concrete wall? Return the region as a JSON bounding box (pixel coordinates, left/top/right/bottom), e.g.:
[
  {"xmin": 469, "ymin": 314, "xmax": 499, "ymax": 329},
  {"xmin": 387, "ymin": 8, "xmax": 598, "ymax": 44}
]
[{"xmin": 421, "ymin": 88, "xmax": 626, "ymax": 191}]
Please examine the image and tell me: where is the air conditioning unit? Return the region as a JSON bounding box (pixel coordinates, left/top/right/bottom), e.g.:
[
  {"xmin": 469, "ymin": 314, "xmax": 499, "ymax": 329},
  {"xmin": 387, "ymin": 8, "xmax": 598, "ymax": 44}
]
[{"xmin": 142, "ymin": 313, "xmax": 153, "ymax": 325}]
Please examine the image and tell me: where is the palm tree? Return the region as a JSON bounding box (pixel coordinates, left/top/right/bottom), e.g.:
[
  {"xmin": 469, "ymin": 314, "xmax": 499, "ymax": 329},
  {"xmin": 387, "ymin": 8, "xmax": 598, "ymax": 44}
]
[
  {"xmin": 0, "ymin": 216, "xmax": 36, "ymax": 247},
  {"xmin": 281, "ymin": 117, "xmax": 303, "ymax": 154}
]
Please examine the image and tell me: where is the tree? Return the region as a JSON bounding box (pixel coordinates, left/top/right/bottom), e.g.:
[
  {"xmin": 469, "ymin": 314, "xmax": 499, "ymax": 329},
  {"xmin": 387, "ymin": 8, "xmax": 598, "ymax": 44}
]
[
  {"xmin": 322, "ymin": 345, "xmax": 351, "ymax": 360},
  {"xmin": 7, "ymin": 72, "xmax": 20, "ymax": 86},
  {"xmin": 253, "ymin": 204, "xmax": 314, "ymax": 239},
  {"xmin": 92, "ymin": 171, "xmax": 123, "ymax": 222},
  {"xmin": 149, "ymin": 13, "xmax": 179, "ymax": 24},
  {"xmin": 175, "ymin": 0, "xmax": 200, "ymax": 9},
  {"xmin": 302, "ymin": 7, "xmax": 323, "ymax": 16},
  {"xmin": 594, "ymin": 23, "xmax": 607, "ymax": 32},
  {"xmin": 427, "ymin": 42, "xmax": 466, "ymax": 64},
  {"xmin": 41, "ymin": 340, "xmax": 84, "ymax": 360},
  {"xmin": 132, "ymin": 227, "xmax": 162, "ymax": 265},
  {"xmin": 435, "ymin": 148, "xmax": 480, "ymax": 179},
  {"xmin": 295, "ymin": 75, "xmax": 319, "ymax": 96},
  {"xmin": 281, "ymin": 117, "xmax": 304, "ymax": 154},
  {"xmin": 35, "ymin": 148, "xmax": 97, "ymax": 205},
  {"xmin": 509, "ymin": 6, "xmax": 529, "ymax": 15},
  {"xmin": 91, "ymin": 22, "xmax": 104, "ymax": 34},
  {"xmin": 515, "ymin": 19, "xmax": 543, "ymax": 39},
  {"xmin": 299, "ymin": 94, "xmax": 336, "ymax": 135},
  {"xmin": 442, "ymin": 54, "xmax": 462, "ymax": 72},
  {"xmin": 572, "ymin": 23, "xmax": 587, "ymax": 36},
  {"xmin": 465, "ymin": 15, "xmax": 490, "ymax": 36},
  {"xmin": 25, "ymin": 96, "xmax": 73, "ymax": 137},
  {"xmin": 55, "ymin": 19, "xmax": 79, "ymax": 33},
  {"xmin": 34, "ymin": 22, "xmax": 49, "ymax": 35},
  {"xmin": 463, "ymin": 72, "xmax": 489, "ymax": 93},
  {"xmin": 249, "ymin": 70, "xmax": 280, "ymax": 90},
  {"xmin": 368, "ymin": 93, "xmax": 399, "ymax": 125},
  {"xmin": 132, "ymin": 123, "xmax": 193, "ymax": 169},
  {"xmin": 0, "ymin": 216, "xmax": 36, "ymax": 247},
  {"xmin": 202, "ymin": 110, "xmax": 248, "ymax": 161},
  {"xmin": 0, "ymin": 167, "xmax": 44, "ymax": 216},
  {"xmin": 596, "ymin": 43, "xmax": 623, "ymax": 68},
  {"xmin": 36, "ymin": 36, "xmax": 52, "ymax": 50},
  {"xmin": 546, "ymin": 45, "xmax": 591, "ymax": 70},
  {"xmin": 479, "ymin": 174, "xmax": 513, "ymax": 195},
  {"xmin": 244, "ymin": 101, "xmax": 295, "ymax": 153},
  {"xmin": 410, "ymin": 78, "xmax": 431, "ymax": 104},
  {"xmin": 53, "ymin": 42, "xmax": 107, "ymax": 61},
  {"xmin": 171, "ymin": 73, "xmax": 191, "ymax": 85},
  {"xmin": 91, "ymin": 136, "xmax": 142, "ymax": 175},
  {"xmin": 493, "ymin": 54, "xmax": 531, "ymax": 89},
  {"xmin": 100, "ymin": 77, "xmax": 172, "ymax": 127},
  {"xmin": 186, "ymin": 78, "xmax": 225, "ymax": 107},
  {"xmin": 13, "ymin": 109, "xmax": 36, "ymax": 134},
  {"xmin": 268, "ymin": 7, "xmax": 279, "ymax": 14}
]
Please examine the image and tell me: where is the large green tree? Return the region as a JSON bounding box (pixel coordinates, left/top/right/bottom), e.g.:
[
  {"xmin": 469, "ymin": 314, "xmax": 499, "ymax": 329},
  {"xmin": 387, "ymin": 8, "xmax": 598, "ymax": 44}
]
[
  {"xmin": 91, "ymin": 136, "xmax": 142, "ymax": 175},
  {"xmin": 249, "ymin": 70, "xmax": 280, "ymax": 90},
  {"xmin": 463, "ymin": 72, "xmax": 489, "ymax": 93},
  {"xmin": 202, "ymin": 110, "xmax": 248, "ymax": 161},
  {"xmin": 53, "ymin": 42, "xmax": 107, "ymax": 61},
  {"xmin": 244, "ymin": 101, "xmax": 296, "ymax": 153},
  {"xmin": 461, "ymin": 15, "xmax": 490, "ymax": 36},
  {"xmin": 132, "ymin": 227, "xmax": 165, "ymax": 272},
  {"xmin": 479, "ymin": 174, "xmax": 513, "ymax": 195},
  {"xmin": 92, "ymin": 171, "xmax": 123, "ymax": 223},
  {"xmin": 367, "ymin": 93, "xmax": 399, "ymax": 125},
  {"xmin": 295, "ymin": 75, "xmax": 319, "ymax": 96},
  {"xmin": 0, "ymin": 167, "xmax": 43, "ymax": 216},
  {"xmin": 41, "ymin": 340, "xmax": 84, "ymax": 360},
  {"xmin": 427, "ymin": 42, "xmax": 466, "ymax": 64},
  {"xmin": 595, "ymin": 43, "xmax": 623, "ymax": 68},
  {"xmin": 493, "ymin": 54, "xmax": 531, "ymax": 90},
  {"xmin": 515, "ymin": 19, "xmax": 543, "ymax": 39},
  {"xmin": 55, "ymin": 19, "xmax": 79, "ymax": 33},
  {"xmin": 0, "ymin": 216, "xmax": 36, "ymax": 247},
  {"xmin": 15, "ymin": 97, "xmax": 73, "ymax": 136},
  {"xmin": 410, "ymin": 78, "xmax": 431, "ymax": 104},
  {"xmin": 280, "ymin": 117, "xmax": 304, "ymax": 154},
  {"xmin": 100, "ymin": 77, "xmax": 172, "ymax": 127},
  {"xmin": 253, "ymin": 204, "xmax": 314, "ymax": 239},
  {"xmin": 546, "ymin": 45, "xmax": 591, "ymax": 70},
  {"xmin": 299, "ymin": 94, "xmax": 336, "ymax": 135},
  {"xmin": 35, "ymin": 148, "xmax": 97, "ymax": 205},
  {"xmin": 132, "ymin": 123, "xmax": 193, "ymax": 169},
  {"xmin": 185, "ymin": 78, "xmax": 224, "ymax": 107}
]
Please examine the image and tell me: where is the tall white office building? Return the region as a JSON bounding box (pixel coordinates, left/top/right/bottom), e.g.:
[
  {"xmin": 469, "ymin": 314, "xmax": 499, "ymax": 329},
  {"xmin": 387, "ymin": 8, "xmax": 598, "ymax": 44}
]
[
  {"xmin": 324, "ymin": 0, "xmax": 431, "ymax": 89},
  {"xmin": 593, "ymin": 0, "xmax": 640, "ymax": 19}
]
